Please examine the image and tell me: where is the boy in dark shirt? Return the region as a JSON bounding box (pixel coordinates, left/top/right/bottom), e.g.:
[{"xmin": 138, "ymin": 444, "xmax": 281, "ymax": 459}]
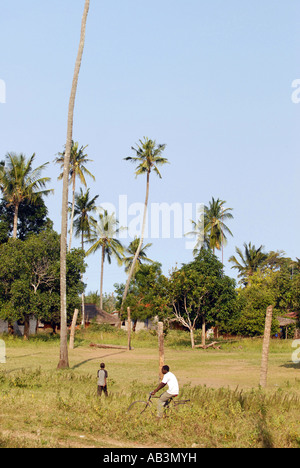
[{"xmin": 97, "ymin": 362, "xmax": 108, "ymax": 397}]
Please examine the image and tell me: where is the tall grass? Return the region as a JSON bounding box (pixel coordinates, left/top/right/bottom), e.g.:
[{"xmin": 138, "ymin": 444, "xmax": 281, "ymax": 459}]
[
  {"xmin": 0, "ymin": 366, "xmax": 300, "ymax": 448},
  {"xmin": 1, "ymin": 328, "xmax": 300, "ymax": 447}
]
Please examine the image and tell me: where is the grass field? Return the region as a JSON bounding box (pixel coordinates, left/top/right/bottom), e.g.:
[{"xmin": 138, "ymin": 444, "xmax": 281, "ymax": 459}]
[{"xmin": 0, "ymin": 327, "xmax": 300, "ymax": 448}]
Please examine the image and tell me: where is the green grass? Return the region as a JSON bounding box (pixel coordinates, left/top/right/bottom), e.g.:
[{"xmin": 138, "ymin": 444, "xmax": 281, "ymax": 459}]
[{"xmin": 0, "ymin": 327, "xmax": 300, "ymax": 448}]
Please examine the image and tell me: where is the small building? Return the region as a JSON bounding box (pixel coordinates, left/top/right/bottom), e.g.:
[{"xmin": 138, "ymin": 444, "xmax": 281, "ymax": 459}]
[
  {"xmin": 121, "ymin": 316, "xmax": 158, "ymax": 332},
  {"xmin": 276, "ymin": 315, "xmax": 299, "ymax": 339},
  {"xmin": 84, "ymin": 304, "xmax": 120, "ymax": 327},
  {"xmin": 0, "ymin": 318, "xmax": 37, "ymax": 336}
]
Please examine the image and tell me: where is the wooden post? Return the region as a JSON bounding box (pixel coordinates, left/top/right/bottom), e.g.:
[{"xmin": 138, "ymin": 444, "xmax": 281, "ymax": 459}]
[
  {"xmin": 69, "ymin": 309, "xmax": 79, "ymax": 350},
  {"xmin": 260, "ymin": 305, "xmax": 273, "ymax": 388},
  {"xmin": 127, "ymin": 307, "xmax": 131, "ymax": 351},
  {"xmin": 158, "ymin": 322, "xmax": 165, "ymax": 381}
]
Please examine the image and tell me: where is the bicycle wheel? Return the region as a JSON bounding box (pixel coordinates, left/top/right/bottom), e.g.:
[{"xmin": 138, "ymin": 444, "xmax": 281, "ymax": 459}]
[{"xmin": 126, "ymin": 400, "xmax": 150, "ymax": 416}]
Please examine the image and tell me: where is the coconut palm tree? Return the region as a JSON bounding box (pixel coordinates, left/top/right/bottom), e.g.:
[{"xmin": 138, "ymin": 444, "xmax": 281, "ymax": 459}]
[
  {"xmin": 86, "ymin": 209, "xmax": 125, "ymax": 310},
  {"xmin": 55, "ymin": 141, "xmax": 95, "ymax": 251},
  {"xmin": 73, "ymin": 188, "xmax": 99, "ymax": 250},
  {"xmin": 185, "ymin": 207, "xmax": 207, "ymax": 257},
  {"xmin": 229, "ymin": 242, "xmax": 268, "ymax": 285},
  {"xmin": 0, "ymin": 153, "xmax": 52, "ymax": 239},
  {"xmin": 124, "ymin": 237, "xmax": 153, "ymax": 276},
  {"xmin": 204, "ymin": 197, "xmax": 233, "ymax": 254},
  {"xmin": 58, "ymin": 0, "xmax": 90, "ymax": 370},
  {"xmin": 121, "ymin": 138, "xmax": 169, "ymax": 312},
  {"xmin": 73, "ymin": 188, "xmax": 99, "ymax": 326}
]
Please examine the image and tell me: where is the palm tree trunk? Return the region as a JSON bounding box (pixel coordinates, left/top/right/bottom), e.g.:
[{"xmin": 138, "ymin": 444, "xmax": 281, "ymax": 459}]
[
  {"xmin": 68, "ymin": 174, "xmax": 76, "ymax": 252},
  {"xmin": 260, "ymin": 305, "xmax": 273, "ymax": 388},
  {"xmin": 58, "ymin": 0, "xmax": 90, "ymax": 370},
  {"xmin": 100, "ymin": 244, "xmax": 105, "ymax": 310},
  {"xmin": 81, "ymin": 231, "xmax": 85, "ymax": 326},
  {"xmin": 121, "ymin": 171, "xmax": 150, "ymax": 314},
  {"xmin": 12, "ymin": 203, "xmax": 19, "ymax": 239},
  {"xmin": 202, "ymin": 318, "xmax": 206, "ymax": 347}
]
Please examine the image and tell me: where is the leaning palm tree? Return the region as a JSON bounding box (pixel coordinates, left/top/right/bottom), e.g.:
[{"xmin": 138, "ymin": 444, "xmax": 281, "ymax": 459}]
[
  {"xmin": 204, "ymin": 197, "xmax": 233, "ymax": 254},
  {"xmin": 73, "ymin": 188, "xmax": 99, "ymax": 326},
  {"xmin": 58, "ymin": 0, "xmax": 90, "ymax": 370},
  {"xmin": 120, "ymin": 138, "xmax": 169, "ymax": 312},
  {"xmin": 124, "ymin": 237, "xmax": 154, "ymax": 276},
  {"xmin": 55, "ymin": 141, "xmax": 95, "ymax": 251},
  {"xmin": 229, "ymin": 242, "xmax": 268, "ymax": 285},
  {"xmin": 86, "ymin": 208, "xmax": 125, "ymax": 310},
  {"xmin": 0, "ymin": 153, "xmax": 52, "ymax": 239}
]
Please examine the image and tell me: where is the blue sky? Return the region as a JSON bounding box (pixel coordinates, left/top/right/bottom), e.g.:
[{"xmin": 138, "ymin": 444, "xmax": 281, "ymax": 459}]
[{"xmin": 0, "ymin": 0, "xmax": 299, "ymax": 295}]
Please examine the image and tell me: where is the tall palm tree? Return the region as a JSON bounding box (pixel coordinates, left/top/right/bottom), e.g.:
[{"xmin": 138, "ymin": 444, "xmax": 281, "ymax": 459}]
[
  {"xmin": 204, "ymin": 197, "xmax": 233, "ymax": 254},
  {"xmin": 229, "ymin": 242, "xmax": 268, "ymax": 285},
  {"xmin": 0, "ymin": 153, "xmax": 52, "ymax": 239},
  {"xmin": 58, "ymin": 0, "xmax": 90, "ymax": 370},
  {"xmin": 73, "ymin": 188, "xmax": 99, "ymax": 326},
  {"xmin": 55, "ymin": 141, "xmax": 95, "ymax": 251},
  {"xmin": 124, "ymin": 237, "xmax": 153, "ymax": 276},
  {"xmin": 121, "ymin": 138, "xmax": 169, "ymax": 312},
  {"xmin": 86, "ymin": 209, "xmax": 125, "ymax": 310}
]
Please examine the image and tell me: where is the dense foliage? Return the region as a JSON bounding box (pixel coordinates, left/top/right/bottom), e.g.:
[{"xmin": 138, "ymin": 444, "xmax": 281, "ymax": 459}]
[{"xmin": 0, "ymin": 229, "xmax": 86, "ymax": 336}]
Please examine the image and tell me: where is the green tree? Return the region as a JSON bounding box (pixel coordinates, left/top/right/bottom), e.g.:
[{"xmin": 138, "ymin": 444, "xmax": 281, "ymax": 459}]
[
  {"xmin": 115, "ymin": 262, "xmax": 168, "ymax": 328},
  {"xmin": 234, "ymin": 284, "xmax": 278, "ymax": 337},
  {"xmin": 229, "ymin": 242, "xmax": 268, "ymax": 285},
  {"xmin": 0, "ymin": 195, "xmax": 51, "ymax": 243},
  {"xmin": 167, "ymin": 249, "xmax": 237, "ymax": 348},
  {"xmin": 204, "ymin": 197, "xmax": 233, "ymax": 254},
  {"xmin": 121, "ymin": 138, "xmax": 169, "ymax": 312},
  {"xmin": 124, "ymin": 237, "xmax": 153, "ymax": 276},
  {"xmin": 73, "ymin": 188, "xmax": 99, "ymax": 250},
  {"xmin": 55, "ymin": 141, "xmax": 95, "ymax": 252},
  {"xmin": 73, "ymin": 187, "xmax": 98, "ymax": 325},
  {"xmin": 0, "ymin": 230, "xmax": 85, "ymax": 339},
  {"xmin": 86, "ymin": 209, "xmax": 125, "ymax": 310},
  {"xmin": 0, "ymin": 153, "xmax": 52, "ymax": 239}
]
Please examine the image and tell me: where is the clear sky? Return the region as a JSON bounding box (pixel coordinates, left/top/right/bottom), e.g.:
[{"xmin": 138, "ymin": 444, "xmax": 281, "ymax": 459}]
[{"xmin": 0, "ymin": 0, "xmax": 299, "ymax": 295}]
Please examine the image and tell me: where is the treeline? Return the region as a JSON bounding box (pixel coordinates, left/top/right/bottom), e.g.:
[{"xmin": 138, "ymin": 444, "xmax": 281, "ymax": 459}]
[
  {"xmin": 116, "ymin": 247, "xmax": 300, "ymax": 345},
  {"xmin": 0, "ymin": 147, "xmax": 299, "ymax": 343}
]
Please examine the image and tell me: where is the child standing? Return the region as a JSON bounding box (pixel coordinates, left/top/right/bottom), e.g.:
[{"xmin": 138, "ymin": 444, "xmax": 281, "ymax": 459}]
[{"xmin": 97, "ymin": 362, "xmax": 108, "ymax": 397}]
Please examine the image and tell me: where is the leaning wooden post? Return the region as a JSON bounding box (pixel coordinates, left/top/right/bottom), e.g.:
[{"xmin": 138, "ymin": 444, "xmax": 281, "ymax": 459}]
[
  {"xmin": 158, "ymin": 322, "xmax": 165, "ymax": 381},
  {"xmin": 69, "ymin": 309, "xmax": 79, "ymax": 350},
  {"xmin": 127, "ymin": 307, "xmax": 132, "ymax": 351},
  {"xmin": 260, "ymin": 305, "xmax": 273, "ymax": 388}
]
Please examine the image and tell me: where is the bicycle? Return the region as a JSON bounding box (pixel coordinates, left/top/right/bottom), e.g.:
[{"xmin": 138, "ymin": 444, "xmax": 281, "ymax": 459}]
[{"xmin": 127, "ymin": 393, "xmax": 190, "ymax": 417}]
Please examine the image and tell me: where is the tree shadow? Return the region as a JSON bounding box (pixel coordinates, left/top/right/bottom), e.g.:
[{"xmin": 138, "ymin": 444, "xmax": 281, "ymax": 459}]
[
  {"xmin": 71, "ymin": 350, "xmax": 126, "ymax": 370},
  {"xmin": 280, "ymin": 362, "xmax": 300, "ymax": 370}
]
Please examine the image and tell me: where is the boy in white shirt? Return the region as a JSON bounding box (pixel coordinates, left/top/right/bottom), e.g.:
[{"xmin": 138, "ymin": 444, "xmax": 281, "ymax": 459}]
[{"xmin": 151, "ymin": 365, "xmax": 179, "ymax": 418}]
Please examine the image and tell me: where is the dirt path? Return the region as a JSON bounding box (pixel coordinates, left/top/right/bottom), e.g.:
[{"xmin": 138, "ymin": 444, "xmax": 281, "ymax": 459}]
[{"xmin": 1, "ymin": 428, "xmax": 169, "ymax": 449}]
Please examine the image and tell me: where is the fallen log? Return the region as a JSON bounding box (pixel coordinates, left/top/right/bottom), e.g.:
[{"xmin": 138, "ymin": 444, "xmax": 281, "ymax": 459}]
[
  {"xmin": 194, "ymin": 341, "xmax": 221, "ymax": 350},
  {"xmin": 90, "ymin": 343, "xmax": 133, "ymax": 350}
]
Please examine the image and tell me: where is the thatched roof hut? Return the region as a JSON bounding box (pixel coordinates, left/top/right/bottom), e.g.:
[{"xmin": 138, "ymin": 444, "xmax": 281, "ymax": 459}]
[{"xmin": 84, "ymin": 304, "xmax": 120, "ymax": 327}]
